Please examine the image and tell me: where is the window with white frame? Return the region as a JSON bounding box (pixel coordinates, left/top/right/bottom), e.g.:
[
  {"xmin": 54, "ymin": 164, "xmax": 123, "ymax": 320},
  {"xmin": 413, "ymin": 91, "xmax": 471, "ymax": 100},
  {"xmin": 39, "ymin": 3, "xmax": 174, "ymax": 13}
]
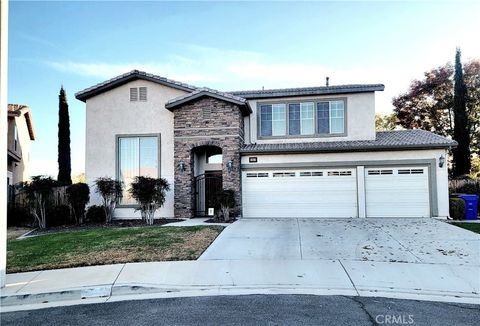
[
  {"xmin": 118, "ymin": 136, "xmax": 159, "ymax": 204},
  {"xmin": 14, "ymin": 125, "xmax": 18, "ymax": 151},
  {"xmin": 260, "ymin": 104, "xmax": 286, "ymax": 136},
  {"xmin": 259, "ymin": 99, "xmax": 345, "ymax": 137}
]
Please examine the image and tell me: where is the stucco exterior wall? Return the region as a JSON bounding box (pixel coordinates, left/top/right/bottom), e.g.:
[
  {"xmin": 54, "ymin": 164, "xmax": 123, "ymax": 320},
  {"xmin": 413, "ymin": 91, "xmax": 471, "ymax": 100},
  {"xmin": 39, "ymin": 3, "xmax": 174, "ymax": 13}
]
[
  {"xmin": 8, "ymin": 115, "xmax": 32, "ymax": 184},
  {"xmin": 241, "ymin": 149, "xmax": 449, "ymax": 218},
  {"xmin": 246, "ymin": 92, "xmax": 376, "ymax": 144},
  {"xmin": 85, "ymin": 80, "xmax": 188, "ymax": 219}
]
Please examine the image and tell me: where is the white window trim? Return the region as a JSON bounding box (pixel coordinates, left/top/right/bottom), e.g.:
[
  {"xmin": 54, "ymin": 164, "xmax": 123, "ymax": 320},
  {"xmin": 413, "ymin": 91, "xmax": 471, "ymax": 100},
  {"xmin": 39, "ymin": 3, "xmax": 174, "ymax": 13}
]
[
  {"xmin": 300, "ymin": 102, "xmax": 315, "ymax": 135},
  {"xmin": 258, "ymin": 98, "xmax": 347, "ymax": 139},
  {"xmin": 116, "ymin": 134, "xmax": 161, "ymax": 207}
]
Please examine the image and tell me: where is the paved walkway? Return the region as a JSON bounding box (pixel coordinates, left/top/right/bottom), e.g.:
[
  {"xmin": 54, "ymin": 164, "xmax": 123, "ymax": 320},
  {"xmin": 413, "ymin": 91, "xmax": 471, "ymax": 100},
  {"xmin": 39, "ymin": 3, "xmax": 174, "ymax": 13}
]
[{"xmin": 2, "ymin": 258, "xmax": 479, "ymax": 311}]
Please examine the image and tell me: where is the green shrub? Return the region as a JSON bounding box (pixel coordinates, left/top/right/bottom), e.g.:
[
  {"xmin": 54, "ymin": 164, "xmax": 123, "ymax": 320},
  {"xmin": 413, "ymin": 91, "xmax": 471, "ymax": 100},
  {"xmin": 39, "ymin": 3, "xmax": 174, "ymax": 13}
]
[
  {"xmin": 46, "ymin": 204, "xmax": 72, "ymax": 227},
  {"xmin": 66, "ymin": 183, "xmax": 90, "ymax": 224},
  {"xmin": 214, "ymin": 189, "xmax": 236, "ymax": 222},
  {"xmin": 129, "ymin": 176, "xmax": 170, "ymax": 225},
  {"xmin": 85, "ymin": 205, "xmax": 106, "ymax": 223},
  {"xmin": 23, "ymin": 176, "xmax": 58, "ymax": 229},
  {"xmin": 456, "ymin": 183, "xmax": 480, "ymax": 195},
  {"xmin": 7, "ymin": 206, "xmax": 33, "ymax": 227},
  {"xmin": 449, "ymin": 198, "xmax": 466, "ymax": 220},
  {"xmin": 94, "ymin": 177, "xmax": 123, "ymax": 223}
]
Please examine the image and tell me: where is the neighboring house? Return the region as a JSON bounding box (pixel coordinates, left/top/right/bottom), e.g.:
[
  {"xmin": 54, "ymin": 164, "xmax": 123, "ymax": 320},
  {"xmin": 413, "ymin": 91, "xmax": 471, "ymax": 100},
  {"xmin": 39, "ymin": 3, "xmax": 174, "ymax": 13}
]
[
  {"xmin": 75, "ymin": 70, "xmax": 456, "ymax": 220},
  {"xmin": 7, "ymin": 104, "xmax": 35, "ymax": 186}
]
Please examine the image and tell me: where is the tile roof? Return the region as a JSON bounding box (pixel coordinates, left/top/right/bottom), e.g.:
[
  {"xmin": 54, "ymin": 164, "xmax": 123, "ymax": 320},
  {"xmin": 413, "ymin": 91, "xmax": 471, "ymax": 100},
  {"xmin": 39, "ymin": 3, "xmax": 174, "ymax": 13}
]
[
  {"xmin": 230, "ymin": 84, "xmax": 385, "ymax": 99},
  {"xmin": 8, "ymin": 104, "xmax": 28, "ymax": 114},
  {"xmin": 165, "ymin": 87, "xmax": 252, "ymax": 115},
  {"xmin": 75, "ymin": 70, "xmax": 198, "ymax": 102},
  {"xmin": 241, "ymin": 130, "xmax": 457, "ymax": 154}
]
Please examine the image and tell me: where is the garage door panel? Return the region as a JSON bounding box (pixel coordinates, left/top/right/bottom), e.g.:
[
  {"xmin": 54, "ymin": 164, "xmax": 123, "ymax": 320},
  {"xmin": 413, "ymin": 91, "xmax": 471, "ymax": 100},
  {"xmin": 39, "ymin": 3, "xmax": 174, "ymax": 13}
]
[
  {"xmin": 242, "ymin": 169, "xmax": 358, "ymax": 218},
  {"xmin": 365, "ymin": 167, "xmax": 430, "ymax": 218}
]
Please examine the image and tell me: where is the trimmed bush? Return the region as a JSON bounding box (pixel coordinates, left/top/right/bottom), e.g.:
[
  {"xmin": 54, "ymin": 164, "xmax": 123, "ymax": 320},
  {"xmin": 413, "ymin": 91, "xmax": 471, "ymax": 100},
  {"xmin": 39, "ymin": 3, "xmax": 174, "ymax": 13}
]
[
  {"xmin": 94, "ymin": 177, "xmax": 123, "ymax": 223},
  {"xmin": 7, "ymin": 206, "xmax": 33, "ymax": 227},
  {"xmin": 66, "ymin": 183, "xmax": 90, "ymax": 224},
  {"xmin": 85, "ymin": 205, "xmax": 106, "ymax": 223},
  {"xmin": 213, "ymin": 189, "xmax": 236, "ymax": 222},
  {"xmin": 23, "ymin": 176, "xmax": 58, "ymax": 229},
  {"xmin": 449, "ymin": 198, "xmax": 466, "ymax": 220},
  {"xmin": 46, "ymin": 204, "xmax": 72, "ymax": 227},
  {"xmin": 128, "ymin": 176, "xmax": 170, "ymax": 225}
]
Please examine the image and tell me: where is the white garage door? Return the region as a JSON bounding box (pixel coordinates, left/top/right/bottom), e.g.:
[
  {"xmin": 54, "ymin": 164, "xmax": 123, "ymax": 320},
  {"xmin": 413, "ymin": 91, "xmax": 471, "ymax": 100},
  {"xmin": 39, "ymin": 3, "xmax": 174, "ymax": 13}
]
[
  {"xmin": 242, "ymin": 169, "xmax": 358, "ymax": 218},
  {"xmin": 365, "ymin": 167, "xmax": 430, "ymax": 218}
]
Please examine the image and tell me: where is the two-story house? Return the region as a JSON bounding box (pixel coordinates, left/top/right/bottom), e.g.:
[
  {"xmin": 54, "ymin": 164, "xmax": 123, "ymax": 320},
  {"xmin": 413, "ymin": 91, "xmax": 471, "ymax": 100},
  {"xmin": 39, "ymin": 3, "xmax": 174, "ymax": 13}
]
[
  {"xmin": 76, "ymin": 70, "xmax": 456, "ymax": 220},
  {"xmin": 7, "ymin": 104, "xmax": 35, "ymax": 187}
]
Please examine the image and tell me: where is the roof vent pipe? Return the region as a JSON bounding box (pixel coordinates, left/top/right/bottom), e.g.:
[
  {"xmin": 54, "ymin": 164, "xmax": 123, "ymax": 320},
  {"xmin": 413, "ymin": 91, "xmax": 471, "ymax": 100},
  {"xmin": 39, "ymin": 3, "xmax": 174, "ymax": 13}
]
[{"xmin": 326, "ymin": 77, "xmax": 330, "ymax": 87}]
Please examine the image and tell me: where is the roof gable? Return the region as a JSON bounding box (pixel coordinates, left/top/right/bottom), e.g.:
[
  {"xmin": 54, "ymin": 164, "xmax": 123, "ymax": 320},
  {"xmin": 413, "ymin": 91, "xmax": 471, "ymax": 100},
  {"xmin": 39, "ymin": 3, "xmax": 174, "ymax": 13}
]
[
  {"xmin": 8, "ymin": 104, "xmax": 35, "ymax": 140},
  {"xmin": 166, "ymin": 88, "xmax": 252, "ymax": 115},
  {"xmin": 75, "ymin": 70, "xmax": 197, "ymax": 102}
]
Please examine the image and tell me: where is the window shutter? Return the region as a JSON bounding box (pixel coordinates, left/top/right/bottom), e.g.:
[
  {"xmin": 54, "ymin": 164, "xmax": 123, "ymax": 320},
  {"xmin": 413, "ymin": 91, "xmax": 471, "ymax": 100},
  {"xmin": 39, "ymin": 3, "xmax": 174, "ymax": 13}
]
[
  {"xmin": 139, "ymin": 87, "xmax": 147, "ymax": 101},
  {"xmin": 130, "ymin": 88, "xmax": 138, "ymax": 101}
]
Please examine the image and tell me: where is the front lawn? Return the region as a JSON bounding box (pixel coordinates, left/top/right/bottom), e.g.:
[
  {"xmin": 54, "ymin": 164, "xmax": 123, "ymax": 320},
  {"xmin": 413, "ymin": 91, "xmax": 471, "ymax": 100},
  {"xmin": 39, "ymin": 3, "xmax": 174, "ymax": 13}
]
[
  {"xmin": 7, "ymin": 225, "xmax": 224, "ymax": 273},
  {"xmin": 450, "ymin": 222, "xmax": 480, "ymax": 234}
]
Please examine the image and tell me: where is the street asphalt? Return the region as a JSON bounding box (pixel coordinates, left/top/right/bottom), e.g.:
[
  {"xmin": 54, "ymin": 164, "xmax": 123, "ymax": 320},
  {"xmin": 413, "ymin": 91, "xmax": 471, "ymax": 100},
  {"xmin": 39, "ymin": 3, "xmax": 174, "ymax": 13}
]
[{"xmin": 1, "ymin": 294, "xmax": 479, "ymax": 326}]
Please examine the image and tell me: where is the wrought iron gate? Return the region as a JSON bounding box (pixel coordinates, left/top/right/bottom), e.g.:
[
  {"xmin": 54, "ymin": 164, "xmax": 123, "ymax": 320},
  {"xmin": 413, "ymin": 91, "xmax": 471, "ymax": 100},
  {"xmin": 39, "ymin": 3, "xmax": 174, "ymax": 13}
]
[{"xmin": 194, "ymin": 172, "xmax": 222, "ymax": 216}]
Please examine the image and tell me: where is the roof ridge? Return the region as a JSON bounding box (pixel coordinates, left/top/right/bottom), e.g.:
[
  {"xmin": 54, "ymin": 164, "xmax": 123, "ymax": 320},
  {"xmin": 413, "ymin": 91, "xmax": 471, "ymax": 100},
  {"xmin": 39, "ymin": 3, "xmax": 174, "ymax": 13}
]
[
  {"xmin": 75, "ymin": 70, "xmax": 198, "ymax": 101},
  {"xmin": 230, "ymin": 83, "xmax": 385, "ymax": 94}
]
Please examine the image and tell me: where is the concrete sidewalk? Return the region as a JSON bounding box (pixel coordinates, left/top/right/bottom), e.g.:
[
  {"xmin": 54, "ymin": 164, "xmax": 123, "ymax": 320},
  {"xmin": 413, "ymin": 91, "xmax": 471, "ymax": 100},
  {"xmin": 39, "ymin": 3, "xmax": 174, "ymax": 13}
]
[{"xmin": 2, "ymin": 259, "xmax": 479, "ymax": 311}]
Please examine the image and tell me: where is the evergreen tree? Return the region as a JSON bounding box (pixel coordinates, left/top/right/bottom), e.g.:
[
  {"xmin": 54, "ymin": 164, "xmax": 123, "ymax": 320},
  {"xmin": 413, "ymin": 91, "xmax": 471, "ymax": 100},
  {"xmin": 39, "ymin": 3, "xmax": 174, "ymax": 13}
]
[
  {"xmin": 57, "ymin": 86, "xmax": 72, "ymax": 184},
  {"xmin": 452, "ymin": 48, "xmax": 471, "ymax": 176}
]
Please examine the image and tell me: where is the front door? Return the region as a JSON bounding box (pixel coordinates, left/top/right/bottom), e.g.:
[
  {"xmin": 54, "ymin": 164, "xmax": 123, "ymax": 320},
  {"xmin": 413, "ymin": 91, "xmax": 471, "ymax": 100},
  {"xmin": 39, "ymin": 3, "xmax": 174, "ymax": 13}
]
[{"xmin": 195, "ymin": 171, "xmax": 222, "ymax": 216}]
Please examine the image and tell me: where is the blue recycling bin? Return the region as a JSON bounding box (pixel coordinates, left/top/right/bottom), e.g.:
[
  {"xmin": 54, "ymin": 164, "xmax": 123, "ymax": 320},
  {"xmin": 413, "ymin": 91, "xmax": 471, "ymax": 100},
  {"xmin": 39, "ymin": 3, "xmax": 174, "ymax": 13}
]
[{"xmin": 458, "ymin": 194, "xmax": 479, "ymax": 220}]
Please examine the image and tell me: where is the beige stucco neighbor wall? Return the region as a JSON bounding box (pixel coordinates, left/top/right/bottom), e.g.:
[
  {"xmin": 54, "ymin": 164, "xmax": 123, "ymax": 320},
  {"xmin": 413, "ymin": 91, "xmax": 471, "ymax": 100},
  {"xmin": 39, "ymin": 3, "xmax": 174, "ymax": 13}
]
[
  {"xmin": 246, "ymin": 92, "xmax": 376, "ymax": 144},
  {"xmin": 241, "ymin": 149, "xmax": 450, "ymax": 218},
  {"xmin": 8, "ymin": 114, "xmax": 33, "ymax": 184},
  {"xmin": 85, "ymin": 80, "xmax": 188, "ymax": 219}
]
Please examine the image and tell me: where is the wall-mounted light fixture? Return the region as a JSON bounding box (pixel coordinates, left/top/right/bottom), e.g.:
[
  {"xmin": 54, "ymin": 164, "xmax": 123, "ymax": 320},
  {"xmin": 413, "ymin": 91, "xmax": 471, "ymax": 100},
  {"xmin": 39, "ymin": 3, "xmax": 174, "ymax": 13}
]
[
  {"xmin": 439, "ymin": 155, "xmax": 445, "ymax": 168},
  {"xmin": 227, "ymin": 160, "xmax": 234, "ymax": 173},
  {"xmin": 178, "ymin": 160, "xmax": 186, "ymax": 173}
]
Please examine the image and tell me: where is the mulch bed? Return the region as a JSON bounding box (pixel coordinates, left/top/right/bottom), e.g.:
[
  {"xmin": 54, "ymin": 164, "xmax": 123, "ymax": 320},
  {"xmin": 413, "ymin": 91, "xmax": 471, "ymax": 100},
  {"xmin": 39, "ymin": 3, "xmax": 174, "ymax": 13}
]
[
  {"xmin": 27, "ymin": 219, "xmax": 185, "ymax": 237},
  {"xmin": 204, "ymin": 218, "xmax": 237, "ymax": 224}
]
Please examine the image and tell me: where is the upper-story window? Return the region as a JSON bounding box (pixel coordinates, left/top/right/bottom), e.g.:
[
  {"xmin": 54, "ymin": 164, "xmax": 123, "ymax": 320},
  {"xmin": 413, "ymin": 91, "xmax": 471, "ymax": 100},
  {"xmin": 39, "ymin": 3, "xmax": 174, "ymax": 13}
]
[
  {"xmin": 14, "ymin": 125, "xmax": 18, "ymax": 151},
  {"xmin": 259, "ymin": 99, "xmax": 345, "ymax": 138}
]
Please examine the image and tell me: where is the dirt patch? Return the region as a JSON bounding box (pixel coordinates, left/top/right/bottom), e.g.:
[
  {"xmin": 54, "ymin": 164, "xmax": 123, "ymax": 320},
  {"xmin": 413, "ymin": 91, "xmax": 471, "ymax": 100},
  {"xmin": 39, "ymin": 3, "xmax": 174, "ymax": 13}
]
[
  {"xmin": 204, "ymin": 218, "xmax": 236, "ymax": 224},
  {"xmin": 7, "ymin": 227, "xmax": 33, "ymax": 240}
]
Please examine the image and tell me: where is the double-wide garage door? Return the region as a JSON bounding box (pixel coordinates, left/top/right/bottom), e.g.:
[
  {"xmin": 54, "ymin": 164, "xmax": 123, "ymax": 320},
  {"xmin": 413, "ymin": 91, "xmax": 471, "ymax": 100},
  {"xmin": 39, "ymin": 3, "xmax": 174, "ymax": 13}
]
[{"xmin": 242, "ymin": 166, "xmax": 430, "ymax": 218}]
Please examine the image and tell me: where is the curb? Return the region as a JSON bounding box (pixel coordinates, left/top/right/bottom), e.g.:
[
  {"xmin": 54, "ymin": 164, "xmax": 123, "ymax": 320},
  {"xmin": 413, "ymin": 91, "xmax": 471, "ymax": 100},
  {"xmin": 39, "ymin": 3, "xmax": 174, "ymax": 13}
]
[
  {"xmin": 2, "ymin": 283, "xmax": 479, "ymax": 310},
  {"xmin": 1, "ymin": 285, "xmax": 112, "ymax": 306}
]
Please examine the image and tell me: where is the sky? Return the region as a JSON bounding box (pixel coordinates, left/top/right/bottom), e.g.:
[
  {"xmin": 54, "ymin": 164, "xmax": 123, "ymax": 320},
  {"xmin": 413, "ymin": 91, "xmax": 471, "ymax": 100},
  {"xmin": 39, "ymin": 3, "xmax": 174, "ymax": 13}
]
[{"xmin": 7, "ymin": 0, "xmax": 480, "ymax": 178}]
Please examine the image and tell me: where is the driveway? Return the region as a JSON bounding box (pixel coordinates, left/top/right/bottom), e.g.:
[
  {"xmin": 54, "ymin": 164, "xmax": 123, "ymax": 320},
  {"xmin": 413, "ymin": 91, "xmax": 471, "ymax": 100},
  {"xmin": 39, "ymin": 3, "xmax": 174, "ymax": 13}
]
[{"xmin": 199, "ymin": 218, "xmax": 480, "ymax": 265}]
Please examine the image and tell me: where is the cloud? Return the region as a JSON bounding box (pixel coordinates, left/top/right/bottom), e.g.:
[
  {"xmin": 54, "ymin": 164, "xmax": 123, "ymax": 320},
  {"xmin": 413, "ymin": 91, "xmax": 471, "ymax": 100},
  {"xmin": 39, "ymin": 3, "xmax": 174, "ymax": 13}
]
[
  {"xmin": 47, "ymin": 42, "xmax": 479, "ymax": 113},
  {"xmin": 46, "ymin": 61, "xmax": 220, "ymax": 83}
]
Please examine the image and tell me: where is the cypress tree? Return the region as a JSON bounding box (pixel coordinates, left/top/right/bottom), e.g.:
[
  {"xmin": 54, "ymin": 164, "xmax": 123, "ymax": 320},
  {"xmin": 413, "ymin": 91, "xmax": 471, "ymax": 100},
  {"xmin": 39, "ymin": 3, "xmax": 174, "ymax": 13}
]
[
  {"xmin": 452, "ymin": 48, "xmax": 471, "ymax": 177},
  {"xmin": 58, "ymin": 86, "xmax": 72, "ymax": 185}
]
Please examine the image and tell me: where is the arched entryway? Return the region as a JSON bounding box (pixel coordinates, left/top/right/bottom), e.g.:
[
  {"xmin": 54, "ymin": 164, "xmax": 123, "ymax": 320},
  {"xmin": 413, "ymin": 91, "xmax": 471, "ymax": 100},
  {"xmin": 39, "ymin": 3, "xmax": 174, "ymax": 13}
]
[{"xmin": 192, "ymin": 145, "xmax": 223, "ymax": 216}]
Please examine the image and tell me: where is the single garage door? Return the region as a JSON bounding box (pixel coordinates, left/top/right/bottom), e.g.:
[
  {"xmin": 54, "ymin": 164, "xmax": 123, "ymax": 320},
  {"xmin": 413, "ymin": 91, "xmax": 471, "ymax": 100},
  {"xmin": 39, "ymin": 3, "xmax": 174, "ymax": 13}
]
[
  {"xmin": 365, "ymin": 167, "xmax": 430, "ymax": 218},
  {"xmin": 242, "ymin": 168, "xmax": 358, "ymax": 218}
]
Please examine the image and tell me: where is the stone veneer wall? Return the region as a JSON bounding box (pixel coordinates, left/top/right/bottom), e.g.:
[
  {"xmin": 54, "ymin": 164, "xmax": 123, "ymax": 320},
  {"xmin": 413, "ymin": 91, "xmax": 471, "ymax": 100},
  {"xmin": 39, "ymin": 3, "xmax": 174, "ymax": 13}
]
[{"xmin": 173, "ymin": 97, "xmax": 244, "ymax": 218}]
